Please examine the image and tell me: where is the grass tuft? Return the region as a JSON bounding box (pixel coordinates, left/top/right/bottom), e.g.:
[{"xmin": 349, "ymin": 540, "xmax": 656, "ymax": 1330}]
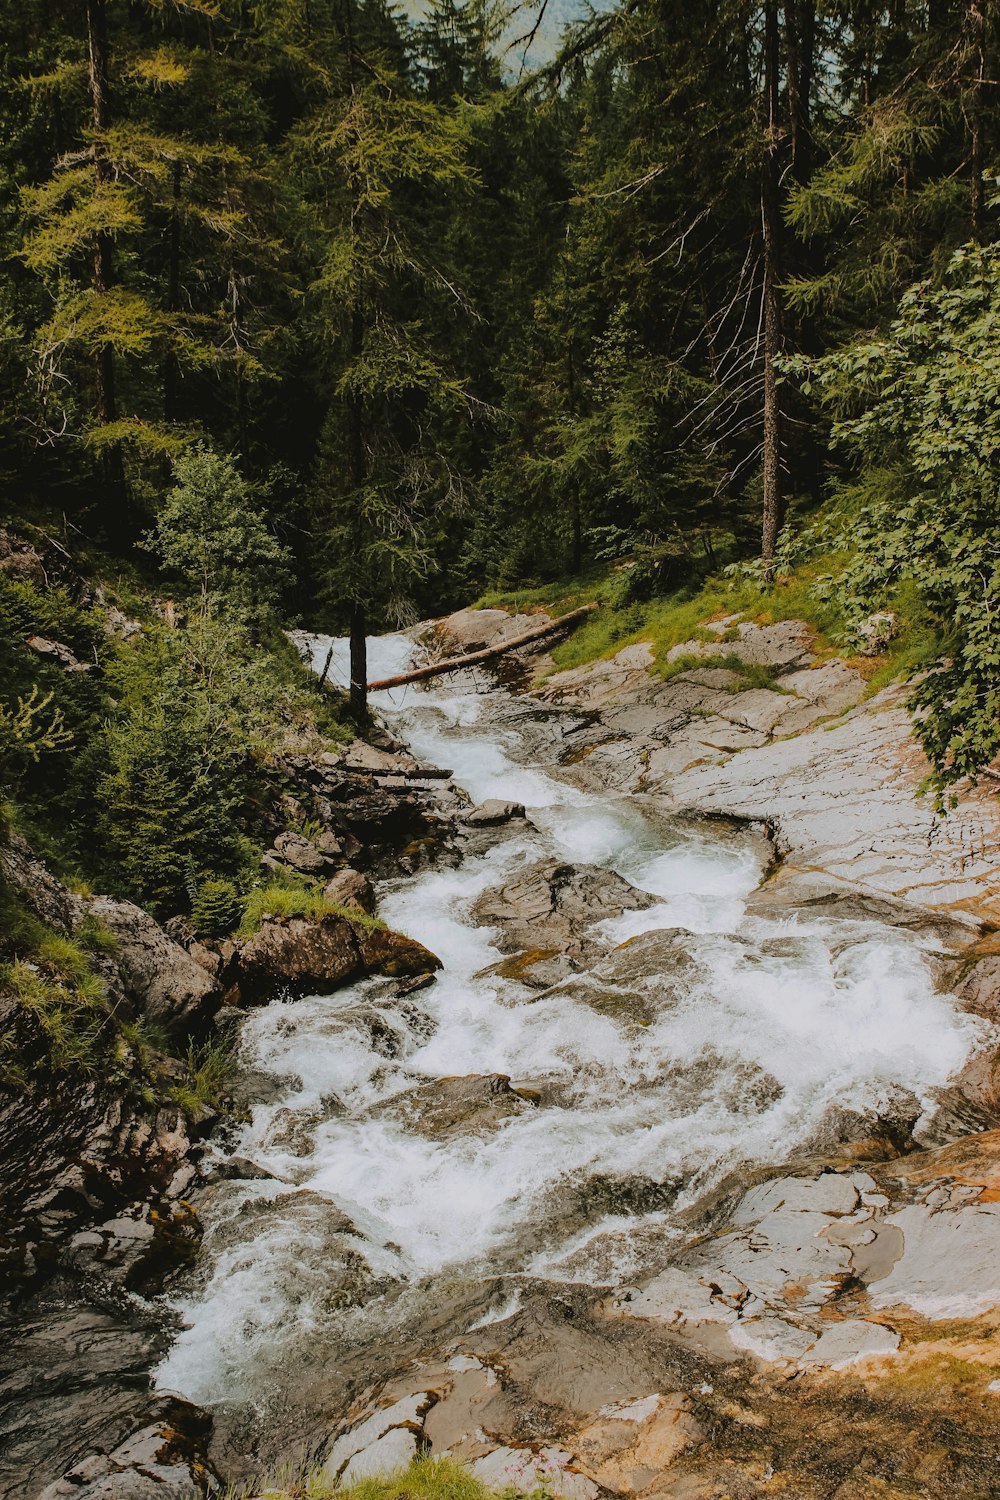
[{"xmin": 238, "ymin": 876, "xmax": 384, "ymax": 939}]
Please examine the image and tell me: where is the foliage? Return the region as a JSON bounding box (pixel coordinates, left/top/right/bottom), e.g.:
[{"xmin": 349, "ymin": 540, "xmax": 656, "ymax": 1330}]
[
  {"xmin": 785, "ymin": 243, "xmax": 1000, "ymax": 797},
  {"xmin": 238, "ymin": 876, "xmax": 385, "ymax": 939},
  {"xmin": 147, "ymin": 447, "xmax": 291, "ymax": 621},
  {"xmin": 190, "ymin": 878, "xmax": 245, "ymax": 940}
]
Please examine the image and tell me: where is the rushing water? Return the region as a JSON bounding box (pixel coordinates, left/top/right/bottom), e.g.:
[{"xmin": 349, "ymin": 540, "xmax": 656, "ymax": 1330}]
[{"xmin": 157, "ymin": 633, "xmax": 976, "ymax": 1432}]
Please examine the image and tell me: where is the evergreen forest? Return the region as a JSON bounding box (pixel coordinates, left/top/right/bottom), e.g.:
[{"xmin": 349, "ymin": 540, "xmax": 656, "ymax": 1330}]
[{"xmin": 2, "ymin": 0, "xmax": 1000, "ymax": 916}]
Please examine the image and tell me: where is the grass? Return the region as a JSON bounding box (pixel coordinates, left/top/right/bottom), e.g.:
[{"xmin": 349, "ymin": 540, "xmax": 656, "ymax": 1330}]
[
  {"xmin": 476, "ymin": 556, "xmax": 943, "ymax": 703},
  {"xmin": 228, "ymin": 1453, "xmax": 537, "ymax": 1500},
  {"xmin": 238, "ymin": 876, "xmax": 385, "ymax": 939}
]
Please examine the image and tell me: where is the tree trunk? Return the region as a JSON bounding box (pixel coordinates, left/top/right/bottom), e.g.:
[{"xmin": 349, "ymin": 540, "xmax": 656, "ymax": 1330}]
[
  {"xmin": 164, "ymin": 160, "xmax": 182, "ymax": 422},
  {"xmin": 783, "ymin": 0, "xmax": 815, "ymax": 184},
  {"xmin": 967, "ymin": 1, "xmax": 986, "ymax": 239},
  {"xmin": 761, "ymin": 0, "xmax": 783, "ymax": 573},
  {"xmin": 349, "ymin": 601, "xmax": 368, "ymax": 719},
  {"xmin": 86, "ymin": 0, "xmax": 125, "ymax": 503},
  {"xmin": 347, "ymin": 303, "xmax": 368, "ymax": 720}
]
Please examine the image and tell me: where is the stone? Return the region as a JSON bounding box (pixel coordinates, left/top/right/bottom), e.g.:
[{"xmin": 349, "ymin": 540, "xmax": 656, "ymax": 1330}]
[
  {"xmin": 473, "ymin": 860, "xmax": 658, "ymax": 964},
  {"xmin": 323, "ymin": 867, "xmax": 376, "ymax": 914},
  {"xmin": 867, "ymin": 1202, "xmax": 1000, "ymax": 1318},
  {"xmin": 269, "ymin": 829, "xmax": 341, "ymax": 874},
  {"xmin": 801, "ymin": 1320, "xmax": 901, "ymax": 1368},
  {"xmin": 24, "ymin": 635, "xmax": 90, "ymax": 672},
  {"xmin": 323, "ymin": 1392, "xmax": 435, "ymax": 1481},
  {"xmin": 464, "ymin": 799, "xmax": 527, "ymax": 826},
  {"xmin": 340, "ymin": 1427, "xmax": 418, "ymax": 1483},
  {"xmin": 369, "ymin": 1074, "xmax": 535, "ymax": 1137},
  {"xmin": 81, "ymin": 895, "xmax": 220, "ymax": 1036},
  {"xmin": 232, "ymin": 913, "xmax": 440, "ymax": 1002},
  {"xmin": 855, "ymin": 611, "xmax": 898, "ymax": 655},
  {"xmin": 469, "ymin": 1446, "xmax": 599, "ymax": 1500}
]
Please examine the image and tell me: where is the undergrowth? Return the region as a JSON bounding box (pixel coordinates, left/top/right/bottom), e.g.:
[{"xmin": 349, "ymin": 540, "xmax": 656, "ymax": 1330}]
[
  {"xmin": 477, "ymin": 557, "xmax": 942, "ymax": 698},
  {"xmin": 227, "ymin": 1453, "xmax": 537, "ymax": 1500},
  {"xmin": 238, "ymin": 875, "xmax": 385, "ymax": 938}
]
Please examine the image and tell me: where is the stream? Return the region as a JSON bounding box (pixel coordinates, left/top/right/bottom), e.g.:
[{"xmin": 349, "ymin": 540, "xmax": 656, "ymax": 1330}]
[{"xmin": 155, "ymin": 633, "xmax": 976, "ymax": 1474}]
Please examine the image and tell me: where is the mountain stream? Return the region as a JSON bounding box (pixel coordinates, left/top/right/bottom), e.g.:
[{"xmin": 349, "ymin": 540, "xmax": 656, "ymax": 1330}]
[{"xmin": 155, "ymin": 633, "xmax": 976, "ymax": 1473}]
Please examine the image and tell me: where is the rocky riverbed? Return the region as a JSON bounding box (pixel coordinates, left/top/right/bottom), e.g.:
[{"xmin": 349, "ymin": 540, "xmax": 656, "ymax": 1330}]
[
  {"xmin": 7, "ymin": 606, "xmax": 1000, "ymax": 1499},
  {"xmin": 148, "ymin": 614, "xmax": 1000, "ymax": 1497}
]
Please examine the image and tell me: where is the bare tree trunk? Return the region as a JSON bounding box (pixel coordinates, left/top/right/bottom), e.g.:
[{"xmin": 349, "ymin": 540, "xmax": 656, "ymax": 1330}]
[
  {"xmin": 86, "ymin": 0, "xmax": 124, "ymax": 503},
  {"xmin": 350, "ymin": 602, "xmax": 368, "ymax": 718},
  {"xmin": 761, "ymin": 0, "xmax": 783, "ymax": 574}
]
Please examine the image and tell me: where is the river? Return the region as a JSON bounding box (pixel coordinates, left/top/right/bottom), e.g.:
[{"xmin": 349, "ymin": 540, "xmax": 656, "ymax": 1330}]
[{"xmin": 155, "ymin": 632, "xmax": 975, "ymax": 1477}]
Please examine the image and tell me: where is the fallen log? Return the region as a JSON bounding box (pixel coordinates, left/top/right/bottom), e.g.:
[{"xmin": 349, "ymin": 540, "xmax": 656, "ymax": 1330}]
[{"xmin": 367, "ymin": 603, "xmax": 599, "ymax": 691}]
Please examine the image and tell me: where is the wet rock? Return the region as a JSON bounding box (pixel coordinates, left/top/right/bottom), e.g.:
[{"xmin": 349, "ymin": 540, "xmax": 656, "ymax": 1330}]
[
  {"xmin": 473, "ymin": 860, "xmax": 658, "ymax": 966},
  {"xmin": 323, "ymin": 867, "xmax": 376, "ymax": 914},
  {"xmin": 356, "ymin": 925, "xmax": 442, "ymax": 979},
  {"xmin": 0, "ymin": 1289, "xmax": 215, "ymax": 1500},
  {"xmin": 464, "ymin": 799, "xmax": 527, "ymax": 826},
  {"xmin": 232, "ymin": 912, "xmax": 439, "ymax": 1002},
  {"xmin": 369, "ymin": 1074, "xmax": 536, "ymax": 1138},
  {"xmin": 81, "ymin": 896, "xmax": 221, "ymax": 1037},
  {"xmin": 35, "ymin": 1394, "xmax": 216, "ymax": 1499}
]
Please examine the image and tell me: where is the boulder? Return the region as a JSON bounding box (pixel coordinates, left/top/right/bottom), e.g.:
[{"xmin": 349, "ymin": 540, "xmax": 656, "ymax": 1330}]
[
  {"xmin": 232, "ymin": 914, "xmax": 440, "ymax": 1002},
  {"xmin": 265, "ymin": 829, "xmax": 343, "ymax": 875},
  {"xmin": 473, "ymin": 859, "xmax": 658, "ymax": 964},
  {"xmin": 464, "ymin": 799, "xmax": 527, "ymax": 827},
  {"xmin": 369, "ymin": 1073, "xmax": 536, "ymax": 1138},
  {"xmin": 0, "ymin": 527, "xmax": 47, "ymax": 585},
  {"xmin": 82, "ymin": 896, "xmax": 220, "ymax": 1036}
]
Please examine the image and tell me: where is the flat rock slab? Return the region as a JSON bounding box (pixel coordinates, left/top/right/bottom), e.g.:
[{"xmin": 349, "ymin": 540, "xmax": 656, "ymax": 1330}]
[
  {"xmin": 368, "ymin": 1073, "xmax": 536, "ymax": 1138},
  {"xmin": 464, "ymin": 799, "xmax": 527, "ymax": 826}
]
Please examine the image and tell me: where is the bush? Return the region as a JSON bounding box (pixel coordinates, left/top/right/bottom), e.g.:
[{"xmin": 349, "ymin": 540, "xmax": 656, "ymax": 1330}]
[{"xmin": 190, "ymin": 878, "xmax": 245, "ymax": 939}]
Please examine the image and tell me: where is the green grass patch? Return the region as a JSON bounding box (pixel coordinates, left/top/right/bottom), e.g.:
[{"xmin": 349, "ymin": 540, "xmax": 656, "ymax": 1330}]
[
  {"xmin": 230, "ymin": 1452, "xmax": 533, "ymax": 1500},
  {"xmin": 238, "ymin": 875, "xmax": 385, "ymax": 938}
]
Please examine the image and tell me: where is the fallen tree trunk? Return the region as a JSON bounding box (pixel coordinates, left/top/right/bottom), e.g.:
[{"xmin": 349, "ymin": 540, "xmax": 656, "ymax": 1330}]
[{"xmin": 367, "ymin": 603, "xmax": 599, "ymax": 691}]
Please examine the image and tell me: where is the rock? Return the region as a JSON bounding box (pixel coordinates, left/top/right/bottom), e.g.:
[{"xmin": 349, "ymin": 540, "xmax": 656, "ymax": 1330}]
[
  {"xmin": 33, "ymin": 1394, "xmax": 216, "ymax": 1500},
  {"xmin": 573, "ymin": 1393, "xmax": 702, "ymax": 1492},
  {"xmin": 464, "ymin": 799, "xmax": 527, "ymax": 826},
  {"xmin": 473, "ymin": 860, "xmax": 658, "ymax": 965},
  {"xmin": 435, "ymin": 607, "xmax": 551, "ymax": 654},
  {"xmin": 0, "ymin": 831, "xmax": 77, "ymax": 933},
  {"xmin": 469, "ymin": 1447, "xmax": 598, "ymax": 1500},
  {"xmin": 267, "ymin": 829, "xmax": 342, "ymax": 875},
  {"xmin": 369, "ymin": 1074, "xmax": 535, "ymax": 1137},
  {"xmin": 81, "ymin": 896, "xmax": 220, "ymax": 1036},
  {"xmin": 322, "ymin": 1392, "xmax": 437, "ymax": 1483},
  {"xmin": 855, "ymin": 610, "xmax": 898, "ymax": 655},
  {"xmin": 24, "ymin": 635, "xmax": 90, "ymax": 672},
  {"xmin": 234, "ymin": 913, "xmax": 361, "ymax": 999},
  {"xmin": 0, "ymin": 528, "xmax": 47, "ymax": 585},
  {"xmin": 356, "ymin": 925, "xmax": 443, "ymax": 980},
  {"xmin": 232, "ymin": 914, "xmax": 440, "ymax": 1002},
  {"xmin": 323, "ymin": 867, "xmax": 376, "ymax": 914}
]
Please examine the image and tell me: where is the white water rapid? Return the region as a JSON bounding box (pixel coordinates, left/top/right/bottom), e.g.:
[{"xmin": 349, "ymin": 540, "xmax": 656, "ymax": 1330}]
[{"xmin": 157, "ymin": 632, "xmax": 976, "ymax": 1430}]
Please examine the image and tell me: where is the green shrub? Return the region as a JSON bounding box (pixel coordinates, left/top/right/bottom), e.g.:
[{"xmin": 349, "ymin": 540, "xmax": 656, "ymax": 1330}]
[{"xmin": 191, "ymin": 878, "xmax": 245, "ymax": 940}]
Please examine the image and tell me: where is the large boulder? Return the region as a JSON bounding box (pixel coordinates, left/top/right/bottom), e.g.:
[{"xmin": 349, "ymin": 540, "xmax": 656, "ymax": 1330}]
[
  {"xmin": 232, "ymin": 914, "xmax": 440, "ymax": 1003},
  {"xmin": 83, "ymin": 896, "xmax": 220, "ymax": 1037},
  {"xmin": 473, "ymin": 859, "xmax": 658, "ymax": 966}
]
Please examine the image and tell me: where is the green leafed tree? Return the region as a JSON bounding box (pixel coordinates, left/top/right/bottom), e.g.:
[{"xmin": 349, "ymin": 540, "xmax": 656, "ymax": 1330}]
[{"xmin": 786, "ymin": 241, "xmax": 1000, "ymax": 800}]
